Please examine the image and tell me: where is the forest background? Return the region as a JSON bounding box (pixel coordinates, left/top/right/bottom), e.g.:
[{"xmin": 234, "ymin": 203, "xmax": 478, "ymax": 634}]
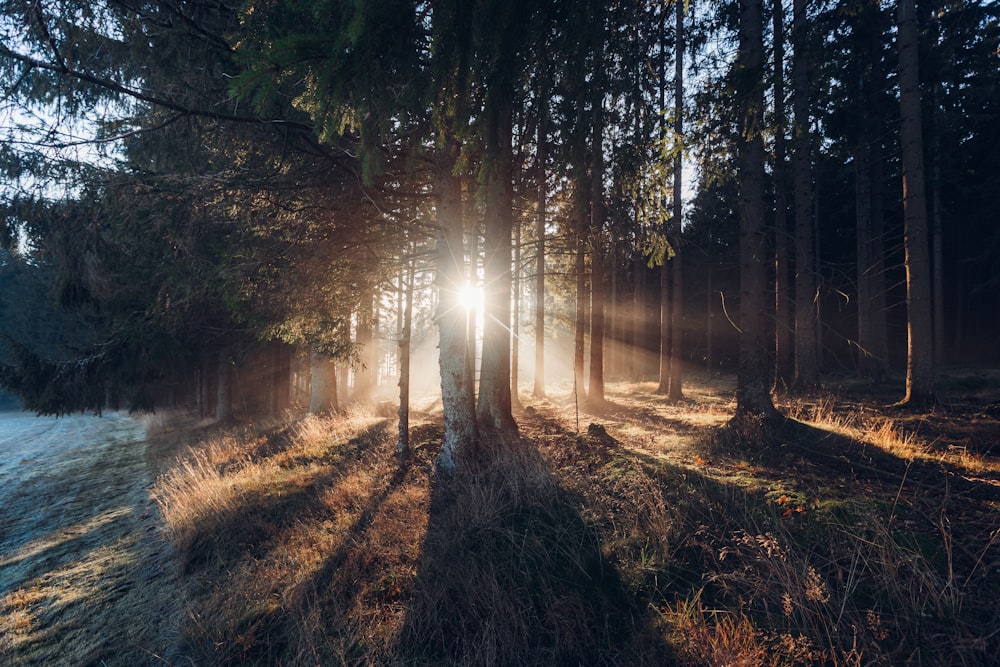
[
  {"xmin": 1, "ymin": 1, "xmax": 1000, "ymax": 663},
  {"xmin": 0, "ymin": 0, "xmax": 997, "ymax": 437}
]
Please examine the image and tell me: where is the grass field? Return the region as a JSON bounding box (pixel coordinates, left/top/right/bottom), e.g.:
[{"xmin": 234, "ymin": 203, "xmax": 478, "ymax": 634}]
[{"xmin": 144, "ymin": 369, "xmax": 1000, "ymax": 665}]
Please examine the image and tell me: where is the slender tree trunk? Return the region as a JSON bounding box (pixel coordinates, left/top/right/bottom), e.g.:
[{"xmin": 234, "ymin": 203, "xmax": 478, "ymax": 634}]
[
  {"xmin": 792, "ymin": 0, "xmax": 818, "ymax": 389},
  {"xmin": 588, "ymin": 101, "xmax": 606, "ymax": 404},
  {"xmin": 706, "ymin": 228, "xmax": 714, "ymax": 374},
  {"xmin": 309, "ymin": 345, "xmax": 338, "ymax": 414},
  {"xmin": 630, "ymin": 255, "xmax": 642, "ymax": 380},
  {"xmin": 436, "ymin": 144, "xmax": 478, "ymax": 474},
  {"xmin": 476, "ymin": 98, "xmax": 518, "ymax": 435},
  {"xmin": 657, "ymin": 255, "xmax": 671, "ymax": 393},
  {"xmin": 608, "ymin": 255, "xmax": 618, "ymax": 379},
  {"xmin": 533, "ymin": 107, "xmax": 547, "ymax": 398},
  {"xmin": 512, "ymin": 216, "xmax": 522, "ymax": 408},
  {"xmin": 216, "ymin": 347, "xmax": 231, "ymax": 422},
  {"xmin": 736, "ymin": 0, "xmax": 779, "ymax": 421},
  {"xmin": 869, "ymin": 137, "xmax": 890, "ymax": 378},
  {"xmin": 656, "ymin": 4, "xmax": 671, "ymax": 395},
  {"xmin": 397, "ymin": 254, "xmax": 414, "ymax": 457},
  {"xmin": 371, "ymin": 299, "xmax": 381, "ymax": 396},
  {"xmin": 466, "ymin": 180, "xmax": 479, "ymax": 400},
  {"xmin": 274, "ymin": 342, "xmax": 291, "ymax": 413},
  {"xmin": 772, "ymin": 0, "xmax": 793, "ymax": 392},
  {"xmin": 574, "ymin": 175, "xmax": 588, "ymax": 402},
  {"xmin": 931, "ymin": 83, "xmax": 945, "ymax": 366},
  {"xmin": 668, "ymin": 0, "xmax": 685, "ymax": 402},
  {"xmin": 855, "ymin": 141, "xmax": 878, "ymax": 379},
  {"xmin": 896, "ymin": 0, "xmax": 935, "ymax": 405},
  {"xmin": 355, "ymin": 297, "xmax": 374, "ymax": 400}
]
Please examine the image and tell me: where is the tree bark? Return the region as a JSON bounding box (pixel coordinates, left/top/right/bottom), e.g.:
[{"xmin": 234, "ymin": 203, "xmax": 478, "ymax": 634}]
[
  {"xmin": 533, "ymin": 107, "xmax": 547, "ymax": 398},
  {"xmin": 309, "ymin": 345, "xmax": 338, "ymax": 414},
  {"xmin": 792, "ymin": 0, "xmax": 819, "ymax": 389},
  {"xmin": 772, "ymin": 0, "xmax": 793, "ymax": 392},
  {"xmin": 512, "ymin": 214, "xmax": 522, "ymax": 409},
  {"xmin": 896, "ymin": 0, "xmax": 935, "ymax": 405},
  {"xmin": 630, "ymin": 255, "xmax": 642, "ymax": 380},
  {"xmin": 855, "ymin": 141, "xmax": 878, "ymax": 379},
  {"xmin": 869, "ymin": 136, "xmax": 890, "ymax": 378},
  {"xmin": 588, "ymin": 86, "xmax": 606, "ymax": 405},
  {"xmin": 465, "ymin": 180, "xmax": 479, "ymax": 403},
  {"xmin": 931, "ymin": 83, "xmax": 945, "ymax": 366},
  {"xmin": 667, "ymin": 0, "xmax": 685, "ymax": 402},
  {"xmin": 436, "ymin": 144, "xmax": 478, "ymax": 473},
  {"xmin": 216, "ymin": 347, "xmax": 231, "ymax": 422},
  {"xmin": 573, "ymin": 154, "xmax": 589, "ymax": 402},
  {"xmin": 397, "ymin": 254, "xmax": 414, "ymax": 457},
  {"xmin": 736, "ymin": 0, "xmax": 779, "ymax": 421},
  {"xmin": 354, "ymin": 297, "xmax": 374, "ymax": 401},
  {"xmin": 476, "ymin": 98, "xmax": 518, "ymax": 435},
  {"xmin": 656, "ymin": 4, "xmax": 671, "ymax": 396}
]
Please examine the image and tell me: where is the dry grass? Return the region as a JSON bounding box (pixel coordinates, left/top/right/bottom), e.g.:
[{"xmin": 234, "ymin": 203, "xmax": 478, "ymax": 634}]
[
  {"xmin": 0, "ymin": 414, "xmax": 181, "ymax": 666},
  {"xmin": 148, "ymin": 371, "xmax": 1000, "ymax": 666}
]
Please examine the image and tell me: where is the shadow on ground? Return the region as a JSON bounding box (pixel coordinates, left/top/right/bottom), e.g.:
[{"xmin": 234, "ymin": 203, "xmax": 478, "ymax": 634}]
[{"xmin": 395, "ymin": 433, "xmax": 677, "ymax": 666}]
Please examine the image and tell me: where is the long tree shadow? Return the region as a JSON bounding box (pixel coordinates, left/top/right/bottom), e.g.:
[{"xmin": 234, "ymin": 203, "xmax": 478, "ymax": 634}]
[
  {"xmin": 395, "ymin": 431, "xmax": 677, "ymax": 666},
  {"xmin": 719, "ymin": 417, "xmax": 1000, "ymax": 504},
  {"xmin": 515, "ymin": 405, "xmax": 1000, "ymax": 665}
]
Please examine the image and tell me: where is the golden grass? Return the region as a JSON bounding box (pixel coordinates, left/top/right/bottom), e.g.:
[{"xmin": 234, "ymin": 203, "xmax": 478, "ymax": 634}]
[
  {"xmin": 786, "ymin": 398, "xmax": 1000, "ymax": 476},
  {"xmin": 148, "ymin": 373, "xmax": 1000, "ymax": 666}
]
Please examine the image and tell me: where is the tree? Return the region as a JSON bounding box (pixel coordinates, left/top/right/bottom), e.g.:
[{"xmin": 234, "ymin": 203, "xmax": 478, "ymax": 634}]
[
  {"xmin": 848, "ymin": 0, "xmax": 891, "ymax": 382},
  {"xmin": 667, "ymin": 0, "xmax": 686, "ymax": 402},
  {"xmin": 532, "ymin": 93, "xmax": 548, "ymax": 399},
  {"xmin": 309, "ymin": 347, "xmax": 338, "ymax": 414},
  {"xmin": 396, "ymin": 252, "xmax": 414, "ymax": 456},
  {"xmin": 792, "ymin": 0, "xmax": 819, "ymax": 389},
  {"xmin": 772, "ymin": 0, "xmax": 793, "ymax": 392},
  {"xmin": 735, "ymin": 0, "xmax": 780, "ymax": 422},
  {"xmin": 587, "ymin": 2, "xmax": 607, "ymax": 406},
  {"xmin": 896, "ymin": 0, "xmax": 935, "ymax": 406}
]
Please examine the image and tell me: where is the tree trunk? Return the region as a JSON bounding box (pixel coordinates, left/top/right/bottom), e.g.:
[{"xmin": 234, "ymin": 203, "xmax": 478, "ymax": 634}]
[
  {"xmin": 309, "ymin": 345, "xmax": 338, "ymax": 414},
  {"xmin": 588, "ymin": 76, "xmax": 606, "ymax": 405},
  {"xmin": 931, "ymin": 83, "xmax": 945, "ymax": 367},
  {"xmin": 855, "ymin": 141, "xmax": 878, "ymax": 379},
  {"xmin": 397, "ymin": 254, "xmax": 414, "ymax": 457},
  {"xmin": 656, "ymin": 4, "xmax": 671, "ymax": 396},
  {"xmin": 706, "ymin": 228, "xmax": 714, "ymax": 374},
  {"xmin": 574, "ymin": 167, "xmax": 588, "ymax": 403},
  {"xmin": 466, "ymin": 180, "xmax": 479, "ymax": 401},
  {"xmin": 436, "ymin": 144, "xmax": 478, "ymax": 473},
  {"xmin": 533, "ymin": 109, "xmax": 547, "ymax": 398},
  {"xmin": 657, "ymin": 258, "xmax": 671, "ymax": 393},
  {"xmin": 630, "ymin": 255, "xmax": 642, "ymax": 380},
  {"xmin": 792, "ymin": 0, "xmax": 819, "ymax": 389},
  {"xmin": 512, "ymin": 215, "xmax": 522, "ymax": 409},
  {"xmin": 216, "ymin": 347, "xmax": 231, "ymax": 422},
  {"xmin": 667, "ymin": 0, "xmax": 685, "ymax": 402},
  {"xmin": 354, "ymin": 297, "xmax": 374, "ymax": 401},
  {"xmin": 273, "ymin": 342, "xmax": 291, "ymax": 413},
  {"xmin": 772, "ymin": 0, "xmax": 793, "ymax": 392},
  {"xmin": 736, "ymin": 0, "xmax": 779, "ymax": 421},
  {"xmin": 608, "ymin": 254, "xmax": 618, "ymax": 379},
  {"xmin": 476, "ymin": 98, "xmax": 518, "ymax": 435},
  {"xmin": 869, "ymin": 137, "xmax": 890, "ymax": 378},
  {"xmin": 896, "ymin": 0, "xmax": 935, "ymax": 405}
]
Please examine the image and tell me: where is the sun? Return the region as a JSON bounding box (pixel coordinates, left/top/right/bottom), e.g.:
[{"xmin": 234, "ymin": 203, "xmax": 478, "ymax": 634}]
[{"xmin": 458, "ymin": 283, "xmax": 483, "ymax": 311}]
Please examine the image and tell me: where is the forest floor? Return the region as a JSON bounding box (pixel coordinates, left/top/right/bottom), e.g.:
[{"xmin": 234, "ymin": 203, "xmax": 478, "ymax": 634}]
[{"xmin": 3, "ymin": 368, "xmax": 1000, "ymax": 665}]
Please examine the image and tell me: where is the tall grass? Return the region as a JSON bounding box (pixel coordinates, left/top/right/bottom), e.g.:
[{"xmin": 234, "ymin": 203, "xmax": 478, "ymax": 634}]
[{"xmin": 152, "ymin": 385, "xmax": 1000, "ymax": 666}]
